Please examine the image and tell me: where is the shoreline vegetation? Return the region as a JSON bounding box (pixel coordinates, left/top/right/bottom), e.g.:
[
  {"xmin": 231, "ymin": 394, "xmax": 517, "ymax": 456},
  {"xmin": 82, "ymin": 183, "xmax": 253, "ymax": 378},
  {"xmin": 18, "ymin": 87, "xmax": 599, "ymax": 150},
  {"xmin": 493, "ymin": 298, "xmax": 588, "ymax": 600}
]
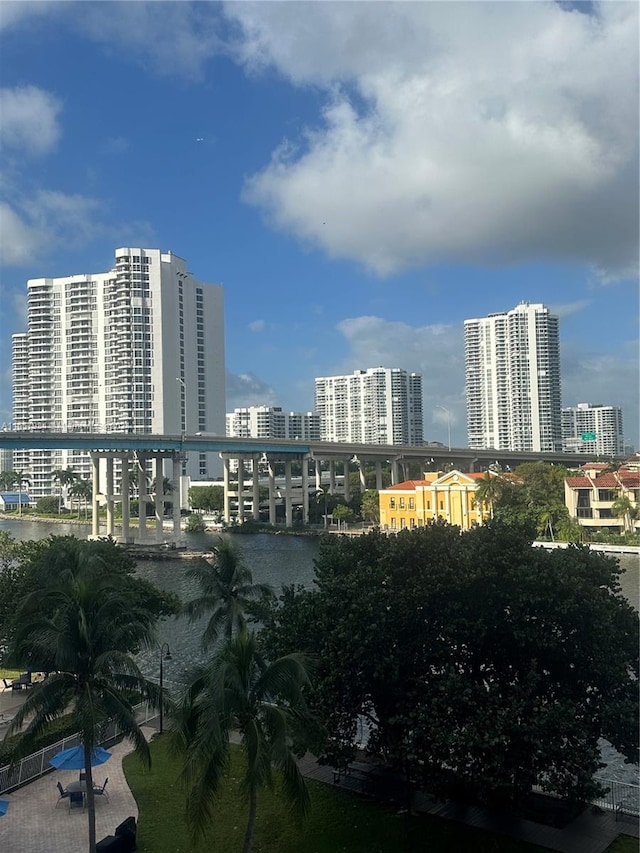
[{"xmin": 0, "ymin": 511, "xmax": 638, "ymax": 557}]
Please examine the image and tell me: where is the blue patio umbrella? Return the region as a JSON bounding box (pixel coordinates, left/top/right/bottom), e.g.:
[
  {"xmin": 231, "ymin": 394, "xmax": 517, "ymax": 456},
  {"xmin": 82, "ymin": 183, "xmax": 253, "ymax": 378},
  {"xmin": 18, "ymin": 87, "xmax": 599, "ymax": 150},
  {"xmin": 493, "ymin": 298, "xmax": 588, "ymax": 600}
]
[
  {"xmin": 0, "ymin": 799, "xmax": 9, "ymax": 816},
  {"xmin": 49, "ymin": 745, "xmax": 111, "ymax": 771}
]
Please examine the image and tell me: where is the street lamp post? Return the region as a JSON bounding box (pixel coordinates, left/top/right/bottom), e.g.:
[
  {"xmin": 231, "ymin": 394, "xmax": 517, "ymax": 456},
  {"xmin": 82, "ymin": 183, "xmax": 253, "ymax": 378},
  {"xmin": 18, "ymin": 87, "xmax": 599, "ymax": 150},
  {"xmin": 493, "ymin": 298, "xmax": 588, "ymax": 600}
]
[
  {"xmin": 436, "ymin": 405, "xmax": 451, "ymax": 452},
  {"xmin": 159, "ymin": 642, "xmax": 172, "ymax": 735}
]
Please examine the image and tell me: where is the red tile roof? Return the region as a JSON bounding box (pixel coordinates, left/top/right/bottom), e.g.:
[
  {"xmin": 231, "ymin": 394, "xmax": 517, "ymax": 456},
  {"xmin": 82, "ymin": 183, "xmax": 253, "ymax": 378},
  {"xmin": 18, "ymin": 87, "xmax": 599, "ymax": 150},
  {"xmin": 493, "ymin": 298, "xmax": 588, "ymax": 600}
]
[{"xmin": 566, "ymin": 470, "xmax": 640, "ymax": 489}]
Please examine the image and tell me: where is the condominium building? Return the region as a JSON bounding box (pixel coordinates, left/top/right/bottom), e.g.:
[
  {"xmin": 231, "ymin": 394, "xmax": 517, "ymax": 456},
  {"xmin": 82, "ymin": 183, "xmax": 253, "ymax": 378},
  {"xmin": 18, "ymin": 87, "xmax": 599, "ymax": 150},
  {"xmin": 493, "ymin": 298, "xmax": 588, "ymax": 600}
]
[
  {"xmin": 12, "ymin": 248, "xmax": 225, "ymax": 497},
  {"xmin": 226, "ymin": 406, "xmax": 320, "ymax": 441},
  {"xmin": 464, "ymin": 302, "xmax": 562, "ymax": 452},
  {"xmin": 314, "ymin": 367, "xmax": 423, "ymax": 445},
  {"xmin": 561, "ymin": 403, "xmax": 624, "ymax": 457}
]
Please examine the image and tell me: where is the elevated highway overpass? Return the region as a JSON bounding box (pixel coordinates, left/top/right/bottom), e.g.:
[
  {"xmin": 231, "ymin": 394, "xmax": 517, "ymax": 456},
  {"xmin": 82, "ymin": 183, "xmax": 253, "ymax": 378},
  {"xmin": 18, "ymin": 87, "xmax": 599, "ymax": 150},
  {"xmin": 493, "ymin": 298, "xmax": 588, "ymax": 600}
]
[{"xmin": 0, "ymin": 431, "xmax": 595, "ymax": 540}]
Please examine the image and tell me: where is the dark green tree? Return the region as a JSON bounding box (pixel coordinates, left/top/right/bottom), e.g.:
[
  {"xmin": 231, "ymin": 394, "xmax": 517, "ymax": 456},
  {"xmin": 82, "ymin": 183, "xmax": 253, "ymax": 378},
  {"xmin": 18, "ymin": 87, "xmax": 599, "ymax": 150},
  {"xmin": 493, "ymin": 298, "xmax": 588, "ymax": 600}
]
[{"xmin": 261, "ymin": 523, "xmax": 639, "ymax": 808}]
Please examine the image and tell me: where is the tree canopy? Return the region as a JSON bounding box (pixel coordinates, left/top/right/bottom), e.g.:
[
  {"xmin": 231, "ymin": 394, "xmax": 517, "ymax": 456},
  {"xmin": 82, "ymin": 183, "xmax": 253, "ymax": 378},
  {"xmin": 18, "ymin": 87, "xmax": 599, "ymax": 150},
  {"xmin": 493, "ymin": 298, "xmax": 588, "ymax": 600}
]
[{"xmin": 260, "ymin": 521, "xmax": 639, "ymax": 808}]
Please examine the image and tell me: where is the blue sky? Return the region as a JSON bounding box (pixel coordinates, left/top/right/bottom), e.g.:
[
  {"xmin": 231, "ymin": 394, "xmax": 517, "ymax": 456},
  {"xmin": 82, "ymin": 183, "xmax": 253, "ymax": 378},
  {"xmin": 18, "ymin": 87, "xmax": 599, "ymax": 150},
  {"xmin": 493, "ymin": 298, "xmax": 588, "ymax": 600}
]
[{"xmin": 0, "ymin": 1, "xmax": 638, "ymax": 449}]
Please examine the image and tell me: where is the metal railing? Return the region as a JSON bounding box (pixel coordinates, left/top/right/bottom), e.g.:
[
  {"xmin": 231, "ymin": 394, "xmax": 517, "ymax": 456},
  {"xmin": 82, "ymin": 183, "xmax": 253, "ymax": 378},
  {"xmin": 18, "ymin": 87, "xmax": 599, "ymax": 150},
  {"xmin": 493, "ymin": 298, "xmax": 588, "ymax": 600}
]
[
  {"xmin": 590, "ymin": 778, "xmax": 640, "ymax": 819},
  {"xmin": 0, "ymin": 704, "xmax": 157, "ymax": 795}
]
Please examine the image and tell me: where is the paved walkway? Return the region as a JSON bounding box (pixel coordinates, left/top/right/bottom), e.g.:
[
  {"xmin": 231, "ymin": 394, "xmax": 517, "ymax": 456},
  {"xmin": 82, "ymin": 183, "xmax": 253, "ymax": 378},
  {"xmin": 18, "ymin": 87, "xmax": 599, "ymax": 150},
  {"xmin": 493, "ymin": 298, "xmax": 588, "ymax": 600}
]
[
  {"xmin": 0, "ymin": 726, "xmax": 154, "ymax": 853},
  {"xmin": 299, "ymin": 754, "xmax": 639, "ymax": 853}
]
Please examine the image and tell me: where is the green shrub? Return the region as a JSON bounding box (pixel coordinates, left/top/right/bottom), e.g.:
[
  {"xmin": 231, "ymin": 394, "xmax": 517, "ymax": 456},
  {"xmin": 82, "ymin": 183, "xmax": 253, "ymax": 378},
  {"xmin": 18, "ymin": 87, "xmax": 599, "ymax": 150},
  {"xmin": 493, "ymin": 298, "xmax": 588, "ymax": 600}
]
[
  {"xmin": 35, "ymin": 496, "xmax": 60, "ymax": 514},
  {"xmin": 185, "ymin": 514, "xmax": 206, "ymax": 533}
]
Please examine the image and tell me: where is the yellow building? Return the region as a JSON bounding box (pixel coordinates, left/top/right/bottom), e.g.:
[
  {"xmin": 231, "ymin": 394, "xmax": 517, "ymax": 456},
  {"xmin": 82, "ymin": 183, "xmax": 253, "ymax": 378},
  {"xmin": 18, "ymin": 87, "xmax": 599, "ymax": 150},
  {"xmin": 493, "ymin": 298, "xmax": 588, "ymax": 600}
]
[{"xmin": 379, "ymin": 470, "xmax": 494, "ymax": 532}]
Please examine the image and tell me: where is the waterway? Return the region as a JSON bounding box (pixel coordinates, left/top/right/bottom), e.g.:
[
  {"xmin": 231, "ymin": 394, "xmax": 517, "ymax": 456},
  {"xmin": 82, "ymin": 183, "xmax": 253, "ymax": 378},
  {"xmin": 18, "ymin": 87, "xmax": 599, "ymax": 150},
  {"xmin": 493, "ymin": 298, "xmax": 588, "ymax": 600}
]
[{"xmin": 1, "ymin": 518, "xmax": 638, "ymax": 785}]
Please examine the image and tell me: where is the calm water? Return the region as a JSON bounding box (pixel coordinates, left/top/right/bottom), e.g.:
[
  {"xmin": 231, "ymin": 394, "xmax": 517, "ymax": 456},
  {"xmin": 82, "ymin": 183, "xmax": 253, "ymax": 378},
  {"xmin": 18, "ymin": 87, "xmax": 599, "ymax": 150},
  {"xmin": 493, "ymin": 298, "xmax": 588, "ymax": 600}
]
[{"xmin": 1, "ymin": 518, "xmax": 638, "ymax": 784}]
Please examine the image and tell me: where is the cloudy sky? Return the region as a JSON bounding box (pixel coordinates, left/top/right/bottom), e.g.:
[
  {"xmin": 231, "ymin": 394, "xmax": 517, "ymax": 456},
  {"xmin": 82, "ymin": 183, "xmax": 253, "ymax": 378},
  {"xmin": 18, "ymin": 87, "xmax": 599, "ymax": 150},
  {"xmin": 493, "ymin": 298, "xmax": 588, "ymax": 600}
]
[{"xmin": 0, "ymin": 1, "xmax": 638, "ymax": 448}]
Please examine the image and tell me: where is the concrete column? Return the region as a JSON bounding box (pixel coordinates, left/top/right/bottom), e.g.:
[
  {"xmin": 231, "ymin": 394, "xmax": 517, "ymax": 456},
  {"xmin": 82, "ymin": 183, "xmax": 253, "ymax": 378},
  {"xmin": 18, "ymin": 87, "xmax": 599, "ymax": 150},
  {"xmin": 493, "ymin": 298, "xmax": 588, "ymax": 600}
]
[
  {"xmin": 268, "ymin": 458, "xmax": 276, "ymax": 525},
  {"xmin": 445, "ymin": 487, "xmax": 451, "ymax": 521},
  {"xmin": 138, "ymin": 456, "xmax": 147, "ymax": 542},
  {"xmin": 284, "ymin": 459, "xmax": 293, "ymax": 528},
  {"xmin": 106, "ymin": 456, "xmax": 114, "ymax": 537},
  {"xmin": 252, "ymin": 459, "xmax": 260, "ymax": 521},
  {"xmin": 155, "ymin": 454, "xmax": 164, "ymax": 539},
  {"xmin": 375, "ymin": 460, "xmax": 383, "ymax": 490},
  {"xmin": 223, "ymin": 457, "xmax": 231, "ymax": 523},
  {"xmin": 121, "ymin": 457, "xmax": 130, "ymax": 543},
  {"xmin": 315, "ymin": 459, "xmax": 322, "ymax": 490},
  {"xmin": 329, "ymin": 460, "xmax": 336, "ymax": 493},
  {"xmin": 91, "ymin": 453, "xmax": 100, "ymax": 537},
  {"xmin": 343, "ymin": 459, "xmax": 350, "ymax": 503},
  {"xmin": 391, "ymin": 458, "xmax": 400, "ymax": 485},
  {"xmin": 237, "ymin": 456, "xmax": 245, "ymax": 524},
  {"xmin": 172, "ymin": 453, "xmax": 182, "ymax": 539},
  {"xmin": 358, "ymin": 460, "xmax": 367, "ymax": 491},
  {"xmin": 302, "ymin": 456, "xmax": 309, "ymax": 525}
]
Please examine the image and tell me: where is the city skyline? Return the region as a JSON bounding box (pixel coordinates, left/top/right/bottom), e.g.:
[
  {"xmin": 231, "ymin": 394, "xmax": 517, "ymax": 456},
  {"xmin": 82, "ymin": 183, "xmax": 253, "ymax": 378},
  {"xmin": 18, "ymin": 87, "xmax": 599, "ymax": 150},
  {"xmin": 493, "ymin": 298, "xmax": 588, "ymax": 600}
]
[{"xmin": 0, "ymin": 2, "xmax": 638, "ymax": 449}]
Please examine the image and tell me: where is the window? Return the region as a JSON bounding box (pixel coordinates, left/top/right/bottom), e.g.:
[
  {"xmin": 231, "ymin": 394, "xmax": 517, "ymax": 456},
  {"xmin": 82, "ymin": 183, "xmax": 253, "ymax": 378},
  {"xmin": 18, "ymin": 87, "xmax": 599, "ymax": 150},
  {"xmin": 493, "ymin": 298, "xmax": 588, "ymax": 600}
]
[
  {"xmin": 389, "ymin": 497, "xmax": 396, "ymax": 509},
  {"xmin": 399, "ymin": 497, "xmax": 405, "ymax": 509},
  {"xmin": 439, "ymin": 501, "xmax": 444, "ymax": 511},
  {"xmin": 409, "ymin": 497, "xmax": 415, "ymax": 509}
]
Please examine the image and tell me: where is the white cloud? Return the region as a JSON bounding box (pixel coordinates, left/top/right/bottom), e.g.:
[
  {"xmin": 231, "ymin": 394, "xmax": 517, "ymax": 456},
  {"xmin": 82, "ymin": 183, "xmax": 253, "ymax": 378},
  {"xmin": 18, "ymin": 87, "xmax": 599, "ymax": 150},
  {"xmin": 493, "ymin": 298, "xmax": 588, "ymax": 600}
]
[
  {"xmin": 226, "ymin": 371, "xmax": 278, "ymax": 411},
  {"xmin": 234, "ymin": 1, "xmax": 638, "ymax": 278},
  {"xmin": 549, "ymin": 300, "xmax": 591, "ymax": 319},
  {"xmin": 248, "ymin": 319, "xmax": 265, "ymax": 332},
  {"xmin": 0, "ymin": 85, "xmax": 62, "ymax": 156}
]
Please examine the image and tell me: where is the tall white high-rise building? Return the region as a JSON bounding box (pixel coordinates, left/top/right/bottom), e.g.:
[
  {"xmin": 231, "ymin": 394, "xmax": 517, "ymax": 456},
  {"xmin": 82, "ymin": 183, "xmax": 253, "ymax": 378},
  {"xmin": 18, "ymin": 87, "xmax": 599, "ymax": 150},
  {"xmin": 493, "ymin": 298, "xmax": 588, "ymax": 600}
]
[
  {"xmin": 226, "ymin": 406, "xmax": 320, "ymax": 441},
  {"xmin": 12, "ymin": 248, "xmax": 225, "ymax": 497},
  {"xmin": 561, "ymin": 403, "xmax": 624, "ymax": 457},
  {"xmin": 314, "ymin": 367, "xmax": 423, "ymax": 445},
  {"xmin": 464, "ymin": 302, "xmax": 562, "ymax": 452}
]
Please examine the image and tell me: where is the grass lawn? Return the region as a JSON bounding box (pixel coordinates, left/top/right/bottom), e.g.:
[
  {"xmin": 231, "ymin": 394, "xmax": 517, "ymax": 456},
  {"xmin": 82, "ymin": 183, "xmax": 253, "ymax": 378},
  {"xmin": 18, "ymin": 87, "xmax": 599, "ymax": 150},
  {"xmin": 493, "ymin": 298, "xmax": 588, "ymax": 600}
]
[
  {"xmin": 0, "ymin": 669, "xmax": 20, "ymax": 680},
  {"xmin": 124, "ymin": 736, "xmax": 555, "ymax": 853}
]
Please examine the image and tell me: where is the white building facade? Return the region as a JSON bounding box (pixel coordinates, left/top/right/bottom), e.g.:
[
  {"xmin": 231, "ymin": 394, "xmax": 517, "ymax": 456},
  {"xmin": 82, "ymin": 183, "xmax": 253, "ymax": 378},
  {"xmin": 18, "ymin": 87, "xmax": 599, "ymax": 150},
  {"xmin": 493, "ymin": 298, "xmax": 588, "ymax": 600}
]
[
  {"xmin": 314, "ymin": 367, "xmax": 423, "ymax": 445},
  {"xmin": 561, "ymin": 403, "xmax": 624, "ymax": 457},
  {"xmin": 226, "ymin": 406, "xmax": 320, "ymax": 441},
  {"xmin": 465, "ymin": 302, "xmax": 562, "ymax": 452},
  {"xmin": 12, "ymin": 248, "xmax": 225, "ymax": 497}
]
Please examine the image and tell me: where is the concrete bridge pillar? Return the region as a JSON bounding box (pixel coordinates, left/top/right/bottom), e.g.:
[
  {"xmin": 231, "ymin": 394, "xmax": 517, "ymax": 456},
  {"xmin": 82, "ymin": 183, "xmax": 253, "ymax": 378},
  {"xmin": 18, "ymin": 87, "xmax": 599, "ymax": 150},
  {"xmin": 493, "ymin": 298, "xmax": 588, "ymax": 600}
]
[
  {"xmin": 252, "ymin": 459, "xmax": 260, "ymax": 521},
  {"xmin": 302, "ymin": 456, "xmax": 309, "ymax": 524},
  {"xmin": 391, "ymin": 458, "xmax": 400, "ymax": 485},
  {"xmin": 357, "ymin": 459, "xmax": 366, "ymax": 491},
  {"xmin": 268, "ymin": 457, "xmax": 276, "ymax": 525},
  {"xmin": 329, "ymin": 460, "xmax": 336, "ymax": 493},
  {"xmin": 375, "ymin": 460, "xmax": 383, "ymax": 490},
  {"xmin": 172, "ymin": 453, "xmax": 182, "ymax": 540},
  {"xmin": 137, "ymin": 455, "xmax": 148, "ymax": 542},
  {"xmin": 223, "ymin": 457, "xmax": 231, "ymax": 523},
  {"xmin": 284, "ymin": 459, "xmax": 293, "ymax": 527},
  {"xmin": 106, "ymin": 456, "xmax": 114, "ymax": 537},
  {"xmin": 91, "ymin": 453, "xmax": 100, "ymax": 537},
  {"xmin": 154, "ymin": 454, "xmax": 164, "ymax": 540},
  {"xmin": 315, "ymin": 459, "xmax": 322, "ymax": 491},
  {"xmin": 343, "ymin": 459, "xmax": 350, "ymax": 503},
  {"xmin": 237, "ymin": 456, "xmax": 245, "ymax": 523},
  {"xmin": 121, "ymin": 456, "xmax": 131, "ymax": 543}
]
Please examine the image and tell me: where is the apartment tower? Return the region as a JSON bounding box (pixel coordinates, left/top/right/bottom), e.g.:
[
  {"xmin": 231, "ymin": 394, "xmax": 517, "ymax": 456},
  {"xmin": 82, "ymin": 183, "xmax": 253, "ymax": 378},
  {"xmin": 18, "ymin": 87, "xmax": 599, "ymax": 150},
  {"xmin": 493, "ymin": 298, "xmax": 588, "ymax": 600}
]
[
  {"xmin": 314, "ymin": 367, "xmax": 423, "ymax": 445},
  {"xmin": 12, "ymin": 248, "xmax": 225, "ymax": 496},
  {"xmin": 464, "ymin": 302, "xmax": 562, "ymax": 452},
  {"xmin": 226, "ymin": 406, "xmax": 320, "ymax": 441},
  {"xmin": 561, "ymin": 403, "xmax": 624, "ymax": 457}
]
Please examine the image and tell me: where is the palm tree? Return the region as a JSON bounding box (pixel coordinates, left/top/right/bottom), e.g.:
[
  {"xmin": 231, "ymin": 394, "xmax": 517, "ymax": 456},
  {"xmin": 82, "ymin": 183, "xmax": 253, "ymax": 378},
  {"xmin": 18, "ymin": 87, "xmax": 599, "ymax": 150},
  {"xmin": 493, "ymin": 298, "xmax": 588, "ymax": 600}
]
[
  {"xmin": 611, "ymin": 494, "xmax": 637, "ymax": 534},
  {"xmin": 69, "ymin": 477, "xmax": 92, "ymax": 519},
  {"xmin": 15, "ymin": 470, "xmax": 30, "ymax": 516},
  {"xmin": 4, "ymin": 543, "xmax": 162, "ymax": 853},
  {"xmin": 184, "ymin": 538, "xmax": 274, "ymax": 649},
  {"xmin": 175, "ymin": 629, "xmax": 312, "ymax": 852},
  {"xmin": 52, "ymin": 467, "xmax": 77, "ymax": 513},
  {"xmin": 474, "ymin": 471, "xmax": 500, "ymax": 520},
  {"xmin": 0, "ymin": 470, "xmax": 19, "ymax": 493}
]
